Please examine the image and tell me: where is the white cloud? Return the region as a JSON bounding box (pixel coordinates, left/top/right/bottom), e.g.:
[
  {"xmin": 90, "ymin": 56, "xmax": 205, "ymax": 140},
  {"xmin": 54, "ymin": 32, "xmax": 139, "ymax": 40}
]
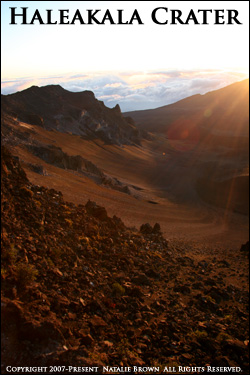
[{"xmin": 1, "ymin": 69, "xmax": 248, "ymax": 111}]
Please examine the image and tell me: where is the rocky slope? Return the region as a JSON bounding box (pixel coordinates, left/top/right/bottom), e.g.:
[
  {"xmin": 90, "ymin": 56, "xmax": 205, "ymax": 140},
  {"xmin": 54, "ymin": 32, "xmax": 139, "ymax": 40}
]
[
  {"xmin": 1, "ymin": 85, "xmax": 146, "ymax": 145},
  {"xmin": 1, "ymin": 147, "xmax": 249, "ymax": 374}
]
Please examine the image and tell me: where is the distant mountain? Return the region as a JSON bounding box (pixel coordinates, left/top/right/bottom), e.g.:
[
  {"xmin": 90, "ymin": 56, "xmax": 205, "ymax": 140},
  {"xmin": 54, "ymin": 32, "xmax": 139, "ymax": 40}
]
[
  {"xmin": 1, "ymin": 85, "xmax": 145, "ymax": 145},
  {"xmin": 125, "ymin": 79, "xmax": 249, "ymax": 139}
]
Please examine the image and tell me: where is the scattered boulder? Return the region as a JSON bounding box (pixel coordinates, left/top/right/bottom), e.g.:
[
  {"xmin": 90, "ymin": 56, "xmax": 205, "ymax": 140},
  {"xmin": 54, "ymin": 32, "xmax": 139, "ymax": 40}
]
[
  {"xmin": 79, "ymin": 332, "xmax": 94, "ymax": 346},
  {"xmin": 173, "ymin": 284, "xmax": 191, "ymax": 295},
  {"xmin": 140, "ymin": 223, "xmax": 153, "ymax": 234},
  {"xmin": 132, "ymin": 273, "xmax": 151, "ymax": 286},
  {"xmin": 240, "ymin": 241, "xmax": 249, "ymax": 257},
  {"xmin": 153, "ymin": 223, "xmax": 161, "ymax": 234},
  {"xmin": 140, "ymin": 222, "xmax": 162, "ymax": 235},
  {"xmin": 85, "ymin": 200, "xmax": 108, "ymax": 221}
]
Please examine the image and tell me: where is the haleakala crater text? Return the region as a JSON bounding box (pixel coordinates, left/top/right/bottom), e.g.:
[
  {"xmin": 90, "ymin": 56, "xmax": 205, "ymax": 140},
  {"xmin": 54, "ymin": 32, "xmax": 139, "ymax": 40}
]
[{"xmin": 9, "ymin": 7, "xmax": 242, "ymax": 25}]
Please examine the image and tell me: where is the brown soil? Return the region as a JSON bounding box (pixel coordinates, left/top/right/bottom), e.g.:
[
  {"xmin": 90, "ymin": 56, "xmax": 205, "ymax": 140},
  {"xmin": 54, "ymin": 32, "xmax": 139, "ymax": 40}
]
[
  {"xmin": 5, "ymin": 118, "xmax": 249, "ymax": 250},
  {"xmin": 1, "ymin": 147, "xmax": 249, "ymax": 374}
]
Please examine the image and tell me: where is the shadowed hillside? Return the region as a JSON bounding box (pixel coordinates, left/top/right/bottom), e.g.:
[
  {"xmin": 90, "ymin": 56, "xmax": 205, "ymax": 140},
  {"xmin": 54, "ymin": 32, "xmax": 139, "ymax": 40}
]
[
  {"xmin": 125, "ymin": 79, "xmax": 249, "ymax": 140},
  {"xmin": 126, "ymin": 79, "xmax": 249, "ymax": 215}
]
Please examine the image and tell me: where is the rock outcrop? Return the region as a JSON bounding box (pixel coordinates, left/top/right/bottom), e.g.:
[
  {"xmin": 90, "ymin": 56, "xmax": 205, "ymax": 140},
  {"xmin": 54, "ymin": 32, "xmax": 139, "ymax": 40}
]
[{"xmin": 1, "ymin": 85, "xmax": 144, "ymax": 145}]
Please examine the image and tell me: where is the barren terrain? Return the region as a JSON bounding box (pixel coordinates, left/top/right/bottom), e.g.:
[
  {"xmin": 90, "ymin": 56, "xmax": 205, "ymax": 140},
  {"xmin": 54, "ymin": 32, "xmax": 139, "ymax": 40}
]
[
  {"xmin": 4, "ymin": 118, "xmax": 248, "ymax": 250},
  {"xmin": 1, "ymin": 147, "xmax": 249, "ymax": 373},
  {"xmin": 1, "ymin": 82, "xmax": 249, "ymax": 374}
]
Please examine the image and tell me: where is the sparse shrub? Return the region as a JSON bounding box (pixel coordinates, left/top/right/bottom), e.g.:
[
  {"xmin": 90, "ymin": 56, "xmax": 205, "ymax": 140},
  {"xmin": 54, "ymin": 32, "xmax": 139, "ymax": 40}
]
[
  {"xmin": 2, "ymin": 243, "xmax": 18, "ymax": 263},
  {"xmin": 223, "ymin": 314, "xmax": 233, "ymax": 323},
  {"xmin": 117, "ymin": 338, "xmax": 137, "ymax": 359},
  {"xmin": 1, "ymin": 267, "xmax": 8, "ymax": 279},
  {"xmin": 64, "ymin": 210, "xmax": 72, "ymax": 216},
  {"xmin": 15, "ymin": 263, "xmax": 38, "ymax": 287},
  {"xmin": 190, "ymin": 330, "xmax": 208, "ymax": 341},
  {"xmin": 46, "ymin": 257, "xmax": 55, "ymax": 268},
  {"xmin": 88, "ymin": 350, "xmax": 107, "ymax": 365},
  {"xmin": 65, "ymin": 218, "xmax": 73, "ymax": 227},
  {"xmin": 33, "ymin": 199, "xmax": 42, "ymax": 208},
  {"xmin": 206, "ymin": 295, "xmax": 216, "ymax": 304},
  {"xmin": 112, "ymin": 282, "xmax": 125, "ymax": 296},
  {"xmin": 216, "ymin": 332, "xmax": 232, "ymax": 342},
  {"xmin": 19, "ymin": 186, "xmax": 34, "ymax": 198},
  {"xmin": 79, "ymin": 236, "xmax": 90, "ymax": 245}
]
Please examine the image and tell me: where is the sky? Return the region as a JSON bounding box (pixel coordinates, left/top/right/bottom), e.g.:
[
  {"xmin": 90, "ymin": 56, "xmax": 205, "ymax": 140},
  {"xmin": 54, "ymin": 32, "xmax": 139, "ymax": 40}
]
[{"xmin": 1, "ymin": 1, "xmax": 249, "ymax": 111}]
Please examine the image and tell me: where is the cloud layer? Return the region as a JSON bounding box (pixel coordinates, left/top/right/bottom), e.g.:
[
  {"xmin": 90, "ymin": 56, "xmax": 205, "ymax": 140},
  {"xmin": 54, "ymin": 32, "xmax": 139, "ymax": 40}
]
[{"xmin": 1, "ymin": 70, "xmax": 248, "ymax": 112}]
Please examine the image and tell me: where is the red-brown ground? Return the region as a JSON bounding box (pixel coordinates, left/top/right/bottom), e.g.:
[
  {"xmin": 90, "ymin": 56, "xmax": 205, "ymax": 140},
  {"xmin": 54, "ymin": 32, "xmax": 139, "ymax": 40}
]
[{"xmin": 1, "ymin": 146, "xmax": 249, "ymax": 374}]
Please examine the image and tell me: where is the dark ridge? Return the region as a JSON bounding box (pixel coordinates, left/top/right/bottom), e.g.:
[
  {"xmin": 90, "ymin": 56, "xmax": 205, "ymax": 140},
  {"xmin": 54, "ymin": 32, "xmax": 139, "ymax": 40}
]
[{"xmin": 1, "ymin": 84, "xmax": 147, "ymax": 146}]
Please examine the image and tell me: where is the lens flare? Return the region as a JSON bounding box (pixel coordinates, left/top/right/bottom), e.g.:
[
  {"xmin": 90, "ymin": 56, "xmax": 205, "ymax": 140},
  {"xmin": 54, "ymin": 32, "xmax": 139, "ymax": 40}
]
[{"xmin": 167, "ymin": 119, "xmax": 200, "ymax": 152}]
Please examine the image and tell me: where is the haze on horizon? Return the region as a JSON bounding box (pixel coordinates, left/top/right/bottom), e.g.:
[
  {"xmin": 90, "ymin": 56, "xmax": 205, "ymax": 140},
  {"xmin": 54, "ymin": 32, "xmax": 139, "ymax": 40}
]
[{"xmin": 1, "ymin": 1, "xmax": 249, "ymax": 111}]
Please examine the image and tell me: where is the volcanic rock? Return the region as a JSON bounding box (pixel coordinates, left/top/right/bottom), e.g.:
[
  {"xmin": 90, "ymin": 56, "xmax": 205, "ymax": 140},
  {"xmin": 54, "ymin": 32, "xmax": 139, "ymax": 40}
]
[
  {"xmin": 1, "ymin": 146, "xmax": 249, "ymax": 372},
  {"xmin": 1, "ymin": 85, "xmax": 145, "ymax": 145}
]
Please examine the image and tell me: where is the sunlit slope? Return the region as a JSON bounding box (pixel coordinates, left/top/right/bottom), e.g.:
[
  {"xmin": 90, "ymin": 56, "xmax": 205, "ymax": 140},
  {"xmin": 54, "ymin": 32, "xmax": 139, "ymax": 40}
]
[{"xmin": 125, "ymin": 79, "xmax": 249, "ymax": 138}]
